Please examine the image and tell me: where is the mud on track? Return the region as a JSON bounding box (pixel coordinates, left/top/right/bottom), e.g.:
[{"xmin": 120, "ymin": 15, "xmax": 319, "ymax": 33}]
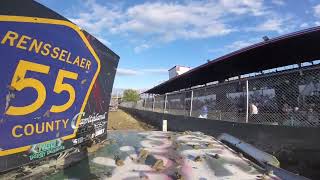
[{"xmin": 107, "ymin": 110, "xmax": 156, "ymax": 131}]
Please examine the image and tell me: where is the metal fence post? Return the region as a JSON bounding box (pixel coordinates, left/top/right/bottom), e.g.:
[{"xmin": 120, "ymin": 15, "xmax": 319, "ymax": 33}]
[
  {"xmin": 145, "ymin": 94, "xmax": 149, "ymax": 110},
  {"xmin": 164, "ymin": 93, "xmax": 167, "ymax": 113},
  {"xmin": 245, "ymin": 79, "xmax": 249, "ymax": 123},
  {"xmin": 152, "ymin": 95, "xmax": 155, "ymax": 111},
  {"xmin": 189, "ymin": 90, "xmax": 193, "ymax": 116}
]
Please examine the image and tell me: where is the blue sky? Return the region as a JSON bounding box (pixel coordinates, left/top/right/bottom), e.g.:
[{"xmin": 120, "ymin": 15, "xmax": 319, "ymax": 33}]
[{"xmin": 37, "ymin": 0, "xmax": 320, "ymax": 90}]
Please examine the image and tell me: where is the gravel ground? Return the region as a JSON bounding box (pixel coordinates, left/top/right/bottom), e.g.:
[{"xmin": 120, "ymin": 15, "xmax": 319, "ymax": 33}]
[{"xmin": 107, "ymin": 109, "xmax": 155, "ymax": 131}]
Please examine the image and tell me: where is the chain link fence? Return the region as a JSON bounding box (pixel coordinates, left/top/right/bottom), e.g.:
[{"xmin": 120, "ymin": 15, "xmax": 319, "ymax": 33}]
[
  {"xmin": 143, "ymin": 96, "xmax": 153, "ymax": 111},
  {"xmin": 166, "ymin": 92, "xmax": 189, "ymax": 116},
  {"xmin": 121, "ymin": 63, "xmax": 320, "ymax": 127},
  {"xmin": 191, "ymin": 81, "xmax": 247, "ymax": 122}
]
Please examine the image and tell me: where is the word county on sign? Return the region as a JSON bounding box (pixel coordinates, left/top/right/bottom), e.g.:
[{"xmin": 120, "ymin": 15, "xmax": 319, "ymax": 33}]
[{"xmin": 0, "ymin": 16, "xmax": 101, "ymax": 156}]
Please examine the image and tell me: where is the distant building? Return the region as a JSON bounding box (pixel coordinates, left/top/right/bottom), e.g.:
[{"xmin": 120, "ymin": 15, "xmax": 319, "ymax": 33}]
[{"xmin": 168, "ymin": 65, "xmax": 191, "ymax": 79}]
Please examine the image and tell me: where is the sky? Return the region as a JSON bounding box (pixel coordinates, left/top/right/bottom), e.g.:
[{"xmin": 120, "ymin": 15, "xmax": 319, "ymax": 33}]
[{"xmin": 37, "ymin": 0, "xmax": 320, "ymax": 90}]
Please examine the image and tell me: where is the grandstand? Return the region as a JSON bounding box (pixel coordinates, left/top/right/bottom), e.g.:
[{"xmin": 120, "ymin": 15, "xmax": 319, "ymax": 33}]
[{"xmin": 138, "ymin": 26, "xmax": 320, "ymax": 127}]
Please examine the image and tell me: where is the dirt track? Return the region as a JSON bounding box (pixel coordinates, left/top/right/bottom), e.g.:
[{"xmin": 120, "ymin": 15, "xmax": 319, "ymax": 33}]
[{"xmin": 107, "ymin": 109, "xmax": 155, "ymax": 131}]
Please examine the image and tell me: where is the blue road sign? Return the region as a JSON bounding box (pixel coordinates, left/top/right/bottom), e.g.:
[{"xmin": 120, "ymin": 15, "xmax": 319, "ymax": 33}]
[{"xmin": 0, "ymin": 16, "xmax": 101, "ymax": 156}]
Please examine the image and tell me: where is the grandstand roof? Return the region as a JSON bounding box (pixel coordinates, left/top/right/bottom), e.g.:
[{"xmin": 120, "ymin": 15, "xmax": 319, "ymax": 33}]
[{"xmin": 145, "ymin": 26, "xmax": 320, "ymax": 94}]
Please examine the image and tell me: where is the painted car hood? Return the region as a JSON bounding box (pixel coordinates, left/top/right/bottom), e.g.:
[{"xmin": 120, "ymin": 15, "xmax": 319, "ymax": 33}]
[{"xmin": 49, "ymin": 130, "xmax": 279, "ymax": 180}]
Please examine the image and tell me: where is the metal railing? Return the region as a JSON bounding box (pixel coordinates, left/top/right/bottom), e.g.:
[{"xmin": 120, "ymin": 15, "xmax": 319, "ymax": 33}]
[{"xmin": 121, "ymin": 62, "xmax": 320, "ymax": 128}]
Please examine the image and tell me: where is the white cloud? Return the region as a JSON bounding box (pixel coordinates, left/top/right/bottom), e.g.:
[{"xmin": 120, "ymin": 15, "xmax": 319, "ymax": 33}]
[
  {"xmin": 115, "ymin": 1, "xmax": 232, "ymax": 40},
  {"xmin": 255, "ymin": 18, "xmax": 283, "ymax": 32},
  {"xmin": 69, "ymin": 0, "xmax": 270, "ymax": 43},
  {"xmin": 210, "ymin": 38, "xmax": 260, "ymax": 53},
  {"xmin": 247, "ymin": 16, "xmax": 292, "ymax": 34},
  {"xmin": 300, "ymin": 23, "xmax": 309, "ymax": 28},
  {"xmin": 112, "ymin": 0, "xmax": 268, "ymax": 41},
  {"xmin": 67, "ymin": 0, "xmax": 302, "ymax": 53},
  {"xmin": 271, "ymin": 0, "xmax": 285, "ymax": 6},
  {"xmin": 117, "ymin": 68, "xmax": 140, "ymax": 76},
  {"xmin": 117, "ymin": 68, "xmax": 168, "ymax": 76},
  {"xmin": 225, "ymin": 38, "xmax": 260, "ymax": 50},
  {"xmin": 143, "ymin": 69, "xmax": 168, "ymax": 73},
  {"xmin": 134, "ymin": 44, "xmax": 150, "ymax": 53},
  {"xmin": 314, "ymin": 4, "xmax": 320, "ymax": 18},
  {"xmin": 69, "ymin": 1, "xmax": 122, "ymax": 35},
  {"xmin": 219, "ymin": 0, "xmax": 266, "ymax": 16}
]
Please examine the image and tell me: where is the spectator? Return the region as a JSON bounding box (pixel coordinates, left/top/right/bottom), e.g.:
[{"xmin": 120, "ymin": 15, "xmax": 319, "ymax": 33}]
[
  {"xmin": 307, "ymin": 108, "xmax": 319, "ymax": 126},
  {"xmin": 249, "ymin": 103, "xmax": 258, "ymax": 123},
  {"xmin": 199, "ymin": 105, "xmax": 208, "ymax": 119},
  {"xmin": 282, "ymin": 103, "xmax": 292, "ymax": 113},
  {"xmin": 283, "ymin": 106, "xmax": 301, "ymax": 126},
  {"xmin": 250, "ymin": 103, "xmax": 258, "ymax": 115},
  {"xmin": 281, "ymin": 103, "xmax": 292, "ymax": 125}
]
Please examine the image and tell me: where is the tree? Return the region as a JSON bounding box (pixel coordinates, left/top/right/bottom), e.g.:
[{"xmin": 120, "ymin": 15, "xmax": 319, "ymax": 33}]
[{"xmin": 122, "ymin": 89, "xmax": 140, "ymax": 102}]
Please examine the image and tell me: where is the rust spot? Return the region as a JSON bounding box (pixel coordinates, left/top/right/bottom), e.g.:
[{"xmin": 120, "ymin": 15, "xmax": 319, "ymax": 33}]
[
  {"xmin": 105, "ymin": 171, "xmax": 112, "ymax": 177},
  {"xmin": 207, "ymin": 153, "xmax": 220, "ymax": 159},
  {"xmin": 191, "ymin": 144, "xmax": 200, "ymax": 149},
  {"xmin": 206, "ymin": 143, "xmax": 214, "ymax": 148},
  {"xmin": 115, "ymin": 159, "xmax": 124, "ymax": 166},
  {"xmin": 140, "ymin": 175, "xmax": 149, "ymax": 180},
  {"xmin": 173, "ymin": 172, "xmax": 184, "ymax": 180},
  {"xmin": 16, "ymin": 75, "xmax": 21, "ymax": 82},
  {"xmin": 114, "ymin": 155, "xmax": 124, "ymax": 166},
  {"xmin": 173, "ymin": 142, "xmax": 180, "ymax": 150},
  {"xmin": 213, "ymin": 154, "xmax": 220, "ymax": 159},
  {"xmin": 152, "ymin": 159, "xmax": 164, "ymax": 171},
  {"xmin": 194, "ymin": 156, "xmax": 202, "ymax": 162},
  {"xmin": 182, "ymin": 131, "xmax": 192, "ymax": 135},
  {"xmin": 138, "ymin": 149, "xmax": 149, "ymax": 162},
  {"xmin": 256, "ymin": 174, "xmax": 267, "ymax": 180}
]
